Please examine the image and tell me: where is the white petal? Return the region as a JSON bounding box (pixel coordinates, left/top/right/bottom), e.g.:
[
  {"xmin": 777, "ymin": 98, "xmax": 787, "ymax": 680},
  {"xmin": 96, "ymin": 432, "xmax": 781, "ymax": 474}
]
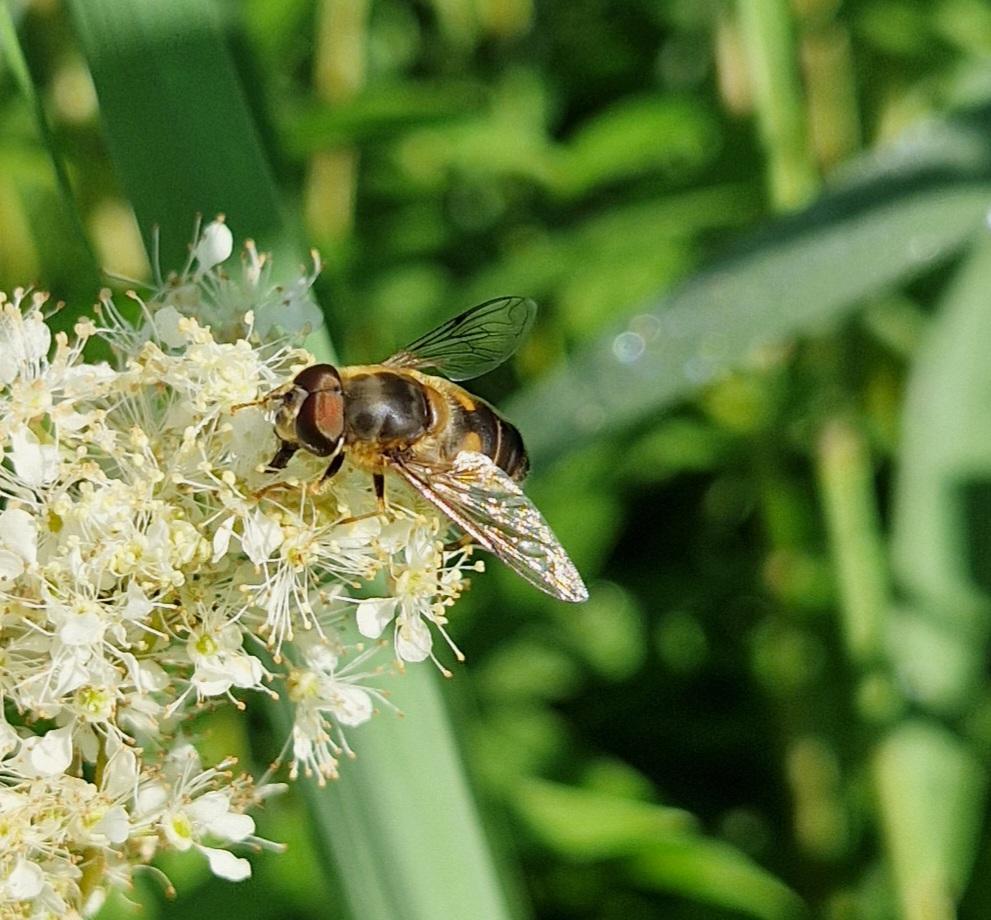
[
  {"xmin": 192, "ymin": 669, "xmax": 233, "ymax": 697},
  {"xmin": 133, "ymin": 659, "xmax": 169, "ymax": 693},
  {"xmin": 153, "ymin": 306, "xmax": 187, "ymax": 348},
  {"xmin": 396, "ymin": 615, "xmax": 432, "ymax": 663},
  {"xmin": 21, "ymin": 312, "xmax": 51, "ymax": 365},
  {"xmin": 60, "ymin": 361, "xmax": 116, "ymax": 397},
  {"xmin": 123, "ymin": 581, "xmax": 154, "ymax": 620},
  {"xmin": 331, "ymin": 684, "xmax": 373, "ymax": 727},
  {"xmin": 5, "ymin": 858, "xmax": 44, "ymax": 899},
  {"xmin": 59, "ymin": 610, "xmax": 104, "ymax": 646},
  {"xmin": 0, "ymin": 719, "xmax": 18, "ymax": 758},
  {"xmin": 211, "ymin": 515, "xmax": 236, "ymax": 562},
  {"xmin": 200, "ymin": 845, "xmax": 252, "ymax": 881},
  {"xmin": 28, "ymin": 724, "xmax": 73, "ymax": 776},
  {"xmin": 356, "ymin": 598, "xmax": 398, "ymax": 639},
  {"xmin": 188, "ymin": 791, "xmax": 230, "ymax": 823},
  {"xmin": 208, "ymin": 811, "xmax": 255, "ymax": 842},
  {"xmin": 376, "ymin": 519, "xmax": 414, "ymax": 554},
  {"xmin": 95, "ymin": 805, "xmax": 130, "ymax": 844},
  {"xmin": 0, "ymin": 507, "xmax": 37, "ymax": 566},
  {"xmin": 136, "ymin": 783, "xmax": 169, "ymax": 817},
  {"xmin": 332, "ymin": 515, "xmax": 381, "ymax": 548},
  {"xmin": 229, "ymin": 653, "xmax": 264, "ymax": 689},
  {"xmin": 103, "ymin": 745, "xmax": 138, "ymax": 799},
  {"xmin": 50, "ymin": 653, "xmax": 90, "ymax": 697},
  {"xmin": 242, "ymin": 510, "xmax": 283, "ymax": 564},
  {"xmin": 0, "ymin": 548, "xmax": 24, "ymax": 581},
  {"xmin": 228, "ymin": 409, "xmax": 277, "ymax": 474},
  {"xmin": 303, "ymin": 641, "xmax": 339, "ymax": 674},
  {"xmin": 0, "ymin": 344, "xmax": 17, "ymax": 385},
  {"xmin": 10, "ymin": 426, "xmax": 59, "ymax": 487}
]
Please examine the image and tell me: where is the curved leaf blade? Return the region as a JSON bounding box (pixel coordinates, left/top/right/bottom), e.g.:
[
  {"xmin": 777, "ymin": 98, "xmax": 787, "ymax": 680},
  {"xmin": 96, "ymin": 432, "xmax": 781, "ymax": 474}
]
[{"xmin": 511, "ymin": 107, "xmax": 991, "ymax": 465}]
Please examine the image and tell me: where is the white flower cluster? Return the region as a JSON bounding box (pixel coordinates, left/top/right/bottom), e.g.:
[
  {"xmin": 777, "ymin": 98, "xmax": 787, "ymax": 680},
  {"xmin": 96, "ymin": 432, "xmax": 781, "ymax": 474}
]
[{"xmin": 0, "ymin": 221, "xmax": 481, "ymax": 917}]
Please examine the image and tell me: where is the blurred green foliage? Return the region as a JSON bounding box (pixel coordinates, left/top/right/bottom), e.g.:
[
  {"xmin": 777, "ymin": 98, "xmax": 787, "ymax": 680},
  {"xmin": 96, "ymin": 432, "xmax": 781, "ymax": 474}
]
[{"xmin": 6, "ymin": 0, "xmax": 991, "ymax": 918}]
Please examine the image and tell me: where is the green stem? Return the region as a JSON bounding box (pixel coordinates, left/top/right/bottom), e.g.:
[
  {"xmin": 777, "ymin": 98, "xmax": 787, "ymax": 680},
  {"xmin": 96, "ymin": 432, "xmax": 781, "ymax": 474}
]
[
  {"xmin": 815, "ymin": 420, "xmax": 887, "ymax": 666},
  {"xmin": 736, "ymin": 0, "xmax": 818, "ymax": 209},
  {"xmin": 78, "ymin": 738, "xmax": 110, "ymax": 904}
]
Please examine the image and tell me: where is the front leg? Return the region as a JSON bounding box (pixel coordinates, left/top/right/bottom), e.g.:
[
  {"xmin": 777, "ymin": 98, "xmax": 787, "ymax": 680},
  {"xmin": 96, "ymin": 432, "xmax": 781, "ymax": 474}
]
[
  {"xmin": 320, "ymin": 451, "xmax": 345, "ymax": 483},
  {"xmin": 267, "ymin": 440, "xmax": 298, "ymax": 472}
]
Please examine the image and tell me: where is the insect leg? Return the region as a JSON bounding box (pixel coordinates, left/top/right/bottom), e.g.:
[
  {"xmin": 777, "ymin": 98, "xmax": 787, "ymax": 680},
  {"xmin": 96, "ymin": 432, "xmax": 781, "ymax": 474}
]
[
  {"xmin": 373, "ymin": 472, "xmax": 386, "ymax": 512},
  {"xmin": 267, "ymin": 441, "xmax": 298, "ymax": 471},
  {"xmin": 320, "ymin": 451, "xmax": 345, "ymax": 483},
  {"xmin": 231, "ymin": 382, "xmax": 291, "ymax": 414}
]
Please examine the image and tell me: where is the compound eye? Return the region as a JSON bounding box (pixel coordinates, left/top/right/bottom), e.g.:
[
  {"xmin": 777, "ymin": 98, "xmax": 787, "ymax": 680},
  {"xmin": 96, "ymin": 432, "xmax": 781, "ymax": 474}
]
[
  {"xmin": 295, "ymin": 388, "xmax": 344, "ymax": 457},
  {"xmin": 294, "ymin": 363, "xmax": 341, "ymax": 394}
]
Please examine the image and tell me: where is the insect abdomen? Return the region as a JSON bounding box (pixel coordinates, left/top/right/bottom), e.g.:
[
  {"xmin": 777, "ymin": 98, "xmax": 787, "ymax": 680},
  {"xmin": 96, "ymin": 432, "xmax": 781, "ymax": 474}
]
[
  {"xmin": 449, "ymin": 398, "xmax": 529, "ymax": 482},
  {"xmin": 343, "ymin": 371, "xmax": 432, "ymax": 444}
]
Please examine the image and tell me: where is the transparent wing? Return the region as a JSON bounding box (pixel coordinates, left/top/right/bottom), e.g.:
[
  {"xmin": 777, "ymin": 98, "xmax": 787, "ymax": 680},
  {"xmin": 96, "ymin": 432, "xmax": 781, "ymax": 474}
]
[
  {"xmin": 387, "ymin": 450, "xmax": 588, "ymax": 603},
  {"xmin": 383, "ymin": 296, "xmax": 536, "ymax": 381}
]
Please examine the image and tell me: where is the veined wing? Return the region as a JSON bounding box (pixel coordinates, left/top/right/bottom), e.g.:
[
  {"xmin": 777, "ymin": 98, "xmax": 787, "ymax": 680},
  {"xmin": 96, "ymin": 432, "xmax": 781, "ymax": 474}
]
[
  {"xmin": 386, "ymin": 450, "xmax": 588, "ymax": 603},
  {"xmin": 383, "ymin": 296, "xmax": 536, "ymax": 381}
]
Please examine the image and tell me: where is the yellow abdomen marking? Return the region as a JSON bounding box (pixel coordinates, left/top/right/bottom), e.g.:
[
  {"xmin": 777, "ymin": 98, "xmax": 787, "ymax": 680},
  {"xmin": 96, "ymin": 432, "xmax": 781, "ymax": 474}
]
[{"xmin": 450, "ymin": 389, "xmax": 477, "ymax": 411}]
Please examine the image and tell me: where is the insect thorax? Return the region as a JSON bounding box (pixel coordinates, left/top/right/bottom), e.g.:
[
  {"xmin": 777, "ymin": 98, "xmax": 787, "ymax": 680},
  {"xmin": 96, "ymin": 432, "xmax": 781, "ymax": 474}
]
[{"xmin": 342, "ymin": 370, "xmax": 433, "ymax": 444}]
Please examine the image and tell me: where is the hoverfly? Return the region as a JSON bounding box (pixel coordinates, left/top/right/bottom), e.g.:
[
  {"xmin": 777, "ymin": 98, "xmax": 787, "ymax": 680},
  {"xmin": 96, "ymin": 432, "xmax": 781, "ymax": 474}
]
[{"xmin": 261, "ymin": 296, "xmax": 587, "ymax": 603}]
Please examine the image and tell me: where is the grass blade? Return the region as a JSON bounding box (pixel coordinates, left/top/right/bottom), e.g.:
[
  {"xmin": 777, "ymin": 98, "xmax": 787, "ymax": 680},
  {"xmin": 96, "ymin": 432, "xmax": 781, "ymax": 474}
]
[
  {"xmin": 295, "ymin": 667, "xmax": 518, "ymax": 919},
  {"xmin": 0, "ymin": 3, "xmax": 99, "ymax": 293},
  {"xmin": 68, "ymin": 0, "xmax": 291, "ymax": 269}
]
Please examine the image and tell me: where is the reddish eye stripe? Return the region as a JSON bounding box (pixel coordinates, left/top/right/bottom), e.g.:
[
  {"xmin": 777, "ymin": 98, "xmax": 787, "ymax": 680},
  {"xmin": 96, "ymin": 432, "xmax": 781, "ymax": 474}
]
[{"xmin": 295, "ymin": 390, "xmax": 343, "ymax": 456}]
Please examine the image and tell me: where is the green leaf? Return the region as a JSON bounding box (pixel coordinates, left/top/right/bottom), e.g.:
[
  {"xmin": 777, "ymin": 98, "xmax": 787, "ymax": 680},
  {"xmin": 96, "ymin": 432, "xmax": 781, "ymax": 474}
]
[
  {"xmin": 882, "ymin": 237, "xmax": 991, "ymax": 917},
  {"xmin": 516, "ymin": 778, "xmax": 695, "ymax": 859},
  {"xmin": 629, "ymin": 837, "xmax": 807, "ymax": 920},
  {"xmin": 510, "ymin": 106, "xmax": 991, "ymax": 465},
  {"xmin": 516, "ymin": 779, "xmax": 805, "ymax": 920},
  {"xmin": 550, "ymin": 95, "xmax": 720, "ymax": 198},
  {"xmin": 285, "ymin": 81, "xmax": 486, "ymax": 152},
  {"xmin": 67, "ymin": 0, "xmax": 293, "ymax": 269},
  {"xmin": 891, "ymin": 234, "xmax": 991, "ymax": 701}
]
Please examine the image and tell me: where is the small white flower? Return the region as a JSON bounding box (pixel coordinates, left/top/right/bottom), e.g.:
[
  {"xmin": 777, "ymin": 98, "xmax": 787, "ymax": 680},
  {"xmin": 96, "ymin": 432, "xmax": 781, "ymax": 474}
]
[{"xmin": 0, "ymin": 226, "xmax": 482, "ymax": 911}]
